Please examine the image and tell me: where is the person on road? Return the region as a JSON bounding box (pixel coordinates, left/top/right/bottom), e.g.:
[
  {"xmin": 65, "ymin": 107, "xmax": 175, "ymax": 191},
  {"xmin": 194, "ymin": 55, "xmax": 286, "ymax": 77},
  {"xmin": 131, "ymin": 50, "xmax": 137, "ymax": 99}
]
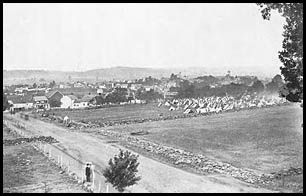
[{"xmin": 85, "ymin": 164, "xmax": 91, "ymax": 182}]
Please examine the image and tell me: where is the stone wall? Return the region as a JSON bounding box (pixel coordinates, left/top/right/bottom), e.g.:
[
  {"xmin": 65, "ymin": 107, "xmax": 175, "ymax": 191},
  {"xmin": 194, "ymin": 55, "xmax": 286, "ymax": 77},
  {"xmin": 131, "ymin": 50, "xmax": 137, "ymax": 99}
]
[{"xmin": 3, "ymin": 136, "xmax": 59, "ymax": 146}]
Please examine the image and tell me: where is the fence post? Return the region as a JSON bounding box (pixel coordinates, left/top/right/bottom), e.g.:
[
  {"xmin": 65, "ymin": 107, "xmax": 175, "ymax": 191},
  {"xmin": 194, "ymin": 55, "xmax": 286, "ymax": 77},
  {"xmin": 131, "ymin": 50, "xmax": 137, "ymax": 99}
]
[
  {"xmin": 61, "ymin": 155, "xmax": 63, "ymax": 168},
  {"xmin": 98, "ymin": 182, "xmax": 101, "ymax": 193},
  {"xmin": 92, "ymin": 167, "xmax": 95, "ymax": 189},
  {"xmin": 106, "ymin": 184, "xmax": 109, "ymax": 193},
  {"xmin": 58, "ymin": 155, "xmax": 60, "ymax": 165},
  {"xmin": 44, "ymin": 144, "xmax": 46, "ymax": 154},
  {"xmin": 49, "ymin": 148, "xmax": 52, "ymax": 159},
  {"xmin": 68, "ymin": 161, "xmax": 70, "ymax": 173}
]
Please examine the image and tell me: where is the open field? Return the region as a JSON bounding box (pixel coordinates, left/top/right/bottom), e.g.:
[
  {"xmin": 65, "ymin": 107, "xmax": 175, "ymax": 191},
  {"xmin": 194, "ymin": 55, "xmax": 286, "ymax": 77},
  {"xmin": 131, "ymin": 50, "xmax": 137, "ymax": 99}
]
[
  {"xmin": 4, "ymin": 103, "xmax": 303, "ymax": 192},
  {"xmin": 3, "ymin": 126, "xmax": 87, "ymax": 193},
  {"xmin": 51, "ymin": 103, "xmax": 182, "ymax": 123},
  {"xmin": 104, "ymin": 104, "xmax": 303, "ymax": 175},
  {"xmin": 4, "ymin": 113, "xmax": 276, "ymax": 193}
]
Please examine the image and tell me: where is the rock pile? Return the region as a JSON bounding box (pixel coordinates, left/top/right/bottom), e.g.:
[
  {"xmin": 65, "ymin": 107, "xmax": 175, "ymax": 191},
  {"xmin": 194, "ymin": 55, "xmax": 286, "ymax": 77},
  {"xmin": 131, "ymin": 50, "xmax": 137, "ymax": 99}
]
[
  {"xmin": 3, "ymin": 136, "xmax": 59, "ymax": 146},
  {"xmin": 66, "ymin": 121, "xmax": 100, "ymax": 129},
  {"xmin": 130, "ymin": 130, "xmax": 150, "ymax": 136},
  {"xmin": 268, "ymin": 167, "xmax": 303, "ymax": 179}
]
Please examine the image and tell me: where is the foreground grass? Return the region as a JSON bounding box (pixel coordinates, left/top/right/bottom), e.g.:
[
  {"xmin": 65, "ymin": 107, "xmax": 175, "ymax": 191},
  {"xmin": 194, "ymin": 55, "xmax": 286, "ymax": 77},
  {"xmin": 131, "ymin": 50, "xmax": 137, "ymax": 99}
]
[
  {"xmin": 104, "ymin": 104, "xmax": 303, "ymax": 174},
  {"xmin": 3, "ymin": 128, "xmax": 87, "ymax": 193}
]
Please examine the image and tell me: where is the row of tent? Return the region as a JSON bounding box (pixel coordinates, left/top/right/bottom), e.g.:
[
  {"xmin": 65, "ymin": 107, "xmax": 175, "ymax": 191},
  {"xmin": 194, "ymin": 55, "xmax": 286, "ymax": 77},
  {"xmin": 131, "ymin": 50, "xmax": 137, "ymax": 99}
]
[{"xmin": 161, "ymin": 94, "xmax": 288, "ymax": 114}]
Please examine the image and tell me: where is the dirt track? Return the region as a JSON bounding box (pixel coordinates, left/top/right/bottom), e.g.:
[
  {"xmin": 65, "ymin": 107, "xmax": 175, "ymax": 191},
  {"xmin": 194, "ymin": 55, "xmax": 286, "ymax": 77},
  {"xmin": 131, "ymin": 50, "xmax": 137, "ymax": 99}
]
[{"xmin": 4, "ymin": 113, "xmax": 276, "ymax": 193}]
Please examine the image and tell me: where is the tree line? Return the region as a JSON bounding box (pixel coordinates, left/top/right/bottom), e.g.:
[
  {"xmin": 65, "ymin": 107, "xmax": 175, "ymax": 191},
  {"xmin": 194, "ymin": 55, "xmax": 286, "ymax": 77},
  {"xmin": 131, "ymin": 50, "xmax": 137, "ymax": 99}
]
[{"xmin": 172, "ymin": 74, "xmax": 284, "ymax": 99}]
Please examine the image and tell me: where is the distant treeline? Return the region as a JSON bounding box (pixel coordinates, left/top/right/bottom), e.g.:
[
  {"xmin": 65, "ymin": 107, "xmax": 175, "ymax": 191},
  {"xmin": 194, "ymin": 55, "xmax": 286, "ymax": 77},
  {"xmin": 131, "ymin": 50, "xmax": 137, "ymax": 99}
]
[{"xmin": 172, "ymin": 74, "xmax": 284, "ymax": 99}]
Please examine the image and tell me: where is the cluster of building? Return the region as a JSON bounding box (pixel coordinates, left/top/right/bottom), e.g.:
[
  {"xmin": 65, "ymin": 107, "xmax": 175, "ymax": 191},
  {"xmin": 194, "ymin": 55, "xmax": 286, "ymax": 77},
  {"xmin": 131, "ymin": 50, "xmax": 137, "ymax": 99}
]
[
  {"xmin": 6, "ymin": 83, "xmax": 162, "ymax": 112},
  {"xmin": 4, "ymin": 76, "xmax": 183, "ymax": 112},
  {"xmin": 7, "ymin": 90, "xmax": 113, "ymax": 112},
  {"xmin": 4, "ymin": 71, "xmax": 282, "ymax": 113},
  {"xmin": 162, "ymin": 94, "xmax": 288, "ymax": 114}
]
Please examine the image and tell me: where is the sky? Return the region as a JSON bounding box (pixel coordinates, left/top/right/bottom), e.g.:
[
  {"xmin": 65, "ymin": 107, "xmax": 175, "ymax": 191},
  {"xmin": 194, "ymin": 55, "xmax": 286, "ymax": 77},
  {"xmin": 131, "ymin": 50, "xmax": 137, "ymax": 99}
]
[{"xmin": 3, "ymin": 3, "xmax": 286, "ymax": 77}]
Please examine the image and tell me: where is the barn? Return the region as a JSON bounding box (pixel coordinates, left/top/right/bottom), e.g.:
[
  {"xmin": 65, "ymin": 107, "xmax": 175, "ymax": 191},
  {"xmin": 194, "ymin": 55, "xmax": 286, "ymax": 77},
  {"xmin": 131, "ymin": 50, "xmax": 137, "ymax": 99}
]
[{"xmin": 46, "ymin": 90, "xmax": 64, "ymax": 108}]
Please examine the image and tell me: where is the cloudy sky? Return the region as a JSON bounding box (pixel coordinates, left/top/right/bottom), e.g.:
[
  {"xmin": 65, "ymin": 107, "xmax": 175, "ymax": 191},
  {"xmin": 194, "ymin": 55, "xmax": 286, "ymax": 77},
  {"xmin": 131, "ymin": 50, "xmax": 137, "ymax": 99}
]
[{"xmin": 3, "ymin": 3, "xmax": 285, "ymax": 77}]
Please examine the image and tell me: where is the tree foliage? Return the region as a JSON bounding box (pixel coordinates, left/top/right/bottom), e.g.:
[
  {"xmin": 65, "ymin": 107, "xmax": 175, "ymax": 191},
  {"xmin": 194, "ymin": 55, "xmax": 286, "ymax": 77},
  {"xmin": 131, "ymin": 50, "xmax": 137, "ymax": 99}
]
[
  {"xmin": 257, "ymin": 3, "xmax": 303, "ymax": 102},
  {"xmin": 105, "ymin": 88, "xmax": 128, "ymax": 103},
  {"xmin": 135, "ymin": 88, "xmax": 163, "ymax": 101},
  {"xmin": 265, "ymin": 74, "xmax": 284, "ymax": 93},
  {"xmin": 176, "ymin": 80, "xmax": 195, "ymax": 98},
  {"xmin": 170, "ymin": 73, "xmax": 179, "ymax": 81},
  {"xmin": 49, "ymin": 80, "xmax": 56, "ymax": 88},
  {"xmin": 95, "ymin": 95, "xmax": 105, "ymax": 105},
  {"xmin": 103, "ymin": 149, "xmax": 141, "ymax": 192},
  {"xmin": 248, "ymin": 80, "xmax": 265, "ymax": 93},
  {"xmin": 3, "ymin": 93, "xmax": 11, "ymax": 111},
  {"xmin": 222, "ymin": 83, "xmax": 248, "ymax": 97}
]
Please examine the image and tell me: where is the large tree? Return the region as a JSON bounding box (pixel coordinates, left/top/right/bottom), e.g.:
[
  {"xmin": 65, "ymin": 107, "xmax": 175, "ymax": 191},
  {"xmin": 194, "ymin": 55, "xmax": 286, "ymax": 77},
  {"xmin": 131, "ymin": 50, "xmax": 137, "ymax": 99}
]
[
  {"xmin": 257, "ymin": 3, "xmax": 303, "ymax": 103},
  {"xmin": 103, "ymin": 149, "xmax": 141, "ymax": 192},
  {"xmin": 265, "ymin": 74, "xmax": 285, "ymax": 93}
]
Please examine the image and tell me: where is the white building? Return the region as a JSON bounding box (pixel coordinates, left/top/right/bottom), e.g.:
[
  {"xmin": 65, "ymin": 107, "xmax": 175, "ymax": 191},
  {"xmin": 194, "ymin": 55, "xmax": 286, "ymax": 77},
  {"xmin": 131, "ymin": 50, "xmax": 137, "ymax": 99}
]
[
  {"xmin": 61, "ymin": 94, "xmax": 96, "ymax": 109},
  {"xmin": 13, "ymin": 103, "xmax": 34, "ymax": 110},
  {"xmin": 71, "ymin": 102, "xmax": 88, "ymax": 109},
  {"xmin": 15, "ymin": 87, "xmax": 28, "ymax": 93},
  {"xmin": 71, "ymin": 95, "xmax": 96, "ymax": 109},
  {"xmin": 60, "ymin": 95, "xmax": 78, "ymax": 109},
  {"xmin": 33, "ymin": 96, "xmax": 49, "ymax": 110}
]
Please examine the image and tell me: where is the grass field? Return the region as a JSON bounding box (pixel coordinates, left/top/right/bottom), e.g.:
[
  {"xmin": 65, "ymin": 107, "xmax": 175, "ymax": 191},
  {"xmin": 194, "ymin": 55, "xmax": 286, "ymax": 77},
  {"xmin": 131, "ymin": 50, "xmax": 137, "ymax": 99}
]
[
  {"xmin": 104, "ymin": 104, "xmax": 303, "ymax": 175},
  {"xmin": 51, "ymin": 103, "xmax": 182, "ymax": 123},
  {"xmin": 3, "ymin": 127, "xmax": 87, "ymax": 193}
]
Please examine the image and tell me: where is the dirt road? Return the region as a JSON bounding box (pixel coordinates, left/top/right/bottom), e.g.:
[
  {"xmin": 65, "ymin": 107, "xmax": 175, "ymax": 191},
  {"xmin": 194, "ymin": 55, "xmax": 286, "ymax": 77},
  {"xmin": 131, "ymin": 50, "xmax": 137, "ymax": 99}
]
[{"xmin": 4, "ymin": 114, "xmax": 276, "ymax": 193}]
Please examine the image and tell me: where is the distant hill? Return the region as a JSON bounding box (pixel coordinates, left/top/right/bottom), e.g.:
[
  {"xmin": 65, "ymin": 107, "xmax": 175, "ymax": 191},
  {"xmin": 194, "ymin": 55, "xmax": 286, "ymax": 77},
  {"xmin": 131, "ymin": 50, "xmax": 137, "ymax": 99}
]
[
  {"xmin": 3, "ymin": 67, "xmax": 181, "ymax": 85},
  {"xmin": 83, "ymin": 66, "xmax": 171, "ymax": 81},
  {"xmin": 3, "ymin": 66, "xmax": 270, "ymax": 86}
]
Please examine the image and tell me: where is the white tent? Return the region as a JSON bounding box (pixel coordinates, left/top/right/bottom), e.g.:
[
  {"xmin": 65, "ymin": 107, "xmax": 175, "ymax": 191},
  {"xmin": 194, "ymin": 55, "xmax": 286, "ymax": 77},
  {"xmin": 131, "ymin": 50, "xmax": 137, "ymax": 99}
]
[
  {"xmin": 165, "ymin": 102, "xmax": 171, "ymax": 107},
  {"xmin": 196, "ymin": 107, "xmax": 208, "ymax": 114},
  {"xmin": 169, "ymin": 106, "xmax": 176, "ymax": 111},
  {"xmin": 184, "ymin": 108, "xmax": 194, "ymax": 114},
  {"xmin": 183, "ymin": 104, "xmax": 191, "ymax": 110}
]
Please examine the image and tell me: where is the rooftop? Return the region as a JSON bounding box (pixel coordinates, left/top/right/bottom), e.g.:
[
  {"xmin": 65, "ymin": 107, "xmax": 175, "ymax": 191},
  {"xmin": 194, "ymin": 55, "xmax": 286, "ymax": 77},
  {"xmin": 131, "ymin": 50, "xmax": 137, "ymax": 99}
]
[{"xmin": 33, "ymin": 96, "xmax": 48, "ymax": 101}]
